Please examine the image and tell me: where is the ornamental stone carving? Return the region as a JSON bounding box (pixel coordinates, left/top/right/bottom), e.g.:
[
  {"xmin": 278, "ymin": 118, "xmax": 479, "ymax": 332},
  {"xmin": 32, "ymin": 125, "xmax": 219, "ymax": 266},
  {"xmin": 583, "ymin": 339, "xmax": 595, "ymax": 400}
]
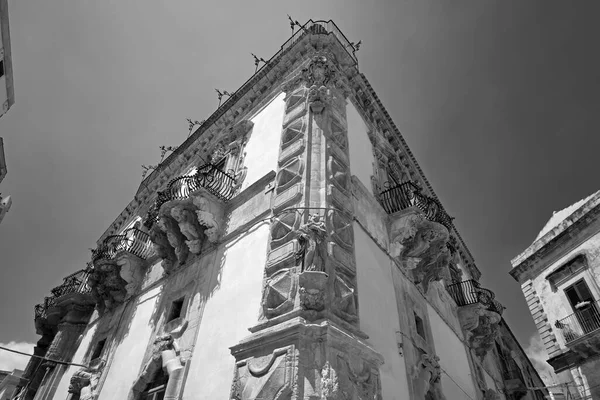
[
  {"xmin": 171, "ymin": 205, "xmax": 205, "ymax": 254},
  {"xmin": 157, "ymin": 214, "xmax": 190, "ymax": 266},
  {"xmin": 469, "ymin": 310, "xmax": 501, "ymax": 359},
  {"xmin": 88, "ymin": 264, "xmax": 127, "ymax": 314},
  {"xmin": 389, "ymin": 210, "xmax": 452, "ymax": 293},
  {"xmin": 192, "ymin": 195, "xmax": 224, "ymax": 244},
  {"xmin": 68, "ymin": 360, "xmax": 105, "ymax": 400},
  {"xmin": 483, "ymin": 389, "xmax": 501, "ymax": 400},
  {"xmin": 263, "ymin": 269, "xmax": 296, "ymax": 318},
  {"xmin": 148, "ymin": 224, "xmax": 177, "ymax": 274},
  {"xmin": 412, "ymin": 353, "xmax": 446, "ymax": 400},
  {"xmin": 297, "ymin": 214, "xmax": 328, "ymax": 273}
]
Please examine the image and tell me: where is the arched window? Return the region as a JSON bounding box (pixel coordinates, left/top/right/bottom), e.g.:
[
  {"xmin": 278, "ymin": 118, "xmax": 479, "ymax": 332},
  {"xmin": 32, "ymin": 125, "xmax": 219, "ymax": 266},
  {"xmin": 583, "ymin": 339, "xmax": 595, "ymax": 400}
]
[{"xmin": 140, "ymin": 367, "xmax": 168, "ymax": 400}]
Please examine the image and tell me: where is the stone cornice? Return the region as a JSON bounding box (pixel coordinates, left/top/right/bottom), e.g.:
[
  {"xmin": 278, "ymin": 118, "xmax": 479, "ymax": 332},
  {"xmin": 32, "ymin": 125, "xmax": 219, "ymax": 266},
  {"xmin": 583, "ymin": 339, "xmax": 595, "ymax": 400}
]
[{"xmin": 510, "ymin": 193, "xmax": 600, "ymax": 282}]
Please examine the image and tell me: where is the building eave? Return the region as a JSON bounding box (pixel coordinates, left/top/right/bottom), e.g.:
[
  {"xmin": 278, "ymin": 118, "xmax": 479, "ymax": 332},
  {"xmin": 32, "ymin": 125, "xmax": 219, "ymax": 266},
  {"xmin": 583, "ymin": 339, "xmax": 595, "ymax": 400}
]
[{"xmin": 510, "ymin": 192, "xmax": 600, "ymax": 282}]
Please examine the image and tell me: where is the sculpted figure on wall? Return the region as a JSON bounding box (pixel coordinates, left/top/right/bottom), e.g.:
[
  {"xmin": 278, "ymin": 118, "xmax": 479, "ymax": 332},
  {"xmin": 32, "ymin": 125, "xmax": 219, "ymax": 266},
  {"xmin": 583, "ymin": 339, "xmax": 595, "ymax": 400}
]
[
  {"xmin": 68, "ymin": 361, "xmax": 104, "ymax": 400},
  {"xmin": 412, "ymin": 353, "xmax": 446, "ymax": 400},
  {"xmin": 192, "ymin": 195, "xmax": 222, "ymax": 243},
  {"xmin": 469, "ymin": 310, "xmax": 501, "ymax": 359},
  {"xmin": 157, "ymin": 215, "xmax": 189, "ymax": 267},
  {"xmin": 116, "ymin": 253, "xmax": 146, "ymax": 299},
  {"xmin": 171, "ymin": 205, "xmax": 205, "ymax": 254},
  {"xmin": 297, "ymin": 214, "xmax": 328, "ymax": 273},
  {"xmin": 148, "ymin": 224, "xmax": 177, "ymax": 274},
  {"xmin": 88, "ymin": 264, "xmax": 127, "ymax": 314}
]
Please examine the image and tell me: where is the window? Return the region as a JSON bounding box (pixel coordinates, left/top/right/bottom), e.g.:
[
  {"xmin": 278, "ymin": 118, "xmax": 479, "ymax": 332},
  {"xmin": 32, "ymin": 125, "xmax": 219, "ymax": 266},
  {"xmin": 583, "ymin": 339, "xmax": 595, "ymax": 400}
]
[
  {"xmin": 565, "ymin": 279, "xmax": 594, "ymax": 310},
  {"xmin": 0, "ymin": 60, "xmax": 4, "ymax": 78},
  {"xmin": 414, "ymin": 313, "xmax": 426, "ymax": 339},
  {"xmin": 91, "ymin": 339, "xmax": 106, "ymax": 360},
  {"xmin": 140, "ymin": 367, "xmax": 168, "ymax": 400},
  {"xmin": 167, "ymin": 298, "xmax": 184, "ymax": 322}
]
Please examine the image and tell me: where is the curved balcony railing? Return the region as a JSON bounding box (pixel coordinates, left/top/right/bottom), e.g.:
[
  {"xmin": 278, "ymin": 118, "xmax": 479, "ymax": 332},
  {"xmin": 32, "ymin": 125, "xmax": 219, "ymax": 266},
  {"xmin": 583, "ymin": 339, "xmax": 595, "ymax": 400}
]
[
  {"xmin": 144, "ymin": 164, "xmax": 237, "ymax": 229},
  {"xmin": 379, "ymin": 181, "xmax": 454, "ymax": 229},
  {"xmin": 446, "ymin": 279, "xmax": 504, "ymax": 316},
  {"xmin": 34, "ymin": 303, "xmax": 46, "ymax": 320},
  {"xmin": 555, "ymin": 300, "xmax": 600, "ymax": 344},
  {"xmin": 50, "ymin": 269, "xmax": 92, "ymax": 298},
  {"xmin": 92, "ymin": 227, "xmax": 154, "ymax": 263}
]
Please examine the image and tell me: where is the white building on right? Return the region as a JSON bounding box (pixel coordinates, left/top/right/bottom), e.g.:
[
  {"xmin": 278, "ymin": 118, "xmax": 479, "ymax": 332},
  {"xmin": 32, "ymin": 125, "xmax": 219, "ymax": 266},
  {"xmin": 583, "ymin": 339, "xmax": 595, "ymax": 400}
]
[{"xmin": 511, "ymin": 190, "xmax": 600, "ymax": 399}]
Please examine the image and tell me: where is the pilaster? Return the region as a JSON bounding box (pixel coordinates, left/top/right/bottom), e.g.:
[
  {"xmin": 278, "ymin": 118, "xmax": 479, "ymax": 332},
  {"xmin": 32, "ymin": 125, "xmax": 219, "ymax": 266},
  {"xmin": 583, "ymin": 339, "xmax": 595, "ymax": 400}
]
[{"xmin": 228, "ymin": 53, "xmax": 383, "ymax": 399}]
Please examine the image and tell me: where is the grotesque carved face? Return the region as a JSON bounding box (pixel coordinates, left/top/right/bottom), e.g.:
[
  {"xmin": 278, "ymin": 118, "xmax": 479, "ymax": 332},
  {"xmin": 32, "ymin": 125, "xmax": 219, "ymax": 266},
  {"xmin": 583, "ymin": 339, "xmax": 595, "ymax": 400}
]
[{"xmin": 171, "ymin": 206, "xmax": 184, "ymax": 222}]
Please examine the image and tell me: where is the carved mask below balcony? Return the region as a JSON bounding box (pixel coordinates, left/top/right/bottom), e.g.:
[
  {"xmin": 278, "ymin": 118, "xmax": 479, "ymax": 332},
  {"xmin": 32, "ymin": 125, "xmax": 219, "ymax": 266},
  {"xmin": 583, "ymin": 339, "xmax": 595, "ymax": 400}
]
[
  {"xmin": 412, "ymin": 353, "xmax": 446, "ymax": 400},
  {"xmin": 88, "ymin": 263, "xmax": 128, "ymax": 314},
  {"xmin": 468, "ymin": 310, "xmax": 501, "ymax": 359},
  {"xmin": 389, "ymin": 210, "xmax": 451, "ymax": 293},
  {"xmin": 68, "ymin": 360, "xmax": 104, "ymax": 400}
]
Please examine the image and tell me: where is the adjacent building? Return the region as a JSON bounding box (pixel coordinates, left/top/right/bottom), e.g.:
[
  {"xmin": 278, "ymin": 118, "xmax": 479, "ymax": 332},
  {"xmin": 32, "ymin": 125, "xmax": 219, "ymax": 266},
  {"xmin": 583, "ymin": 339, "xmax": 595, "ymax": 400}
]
[
  {"xmin": 0, "ymin": 370, "xmax": 22, "ymax": 400},
  {"xmin": 0, "ymin": 0, "xmax": 14, "ymax": 118},
  {"xmin": 511, "ymin": 191, "xmax": 600, "ymax": 399},
  {"xmin": 15, "ymin": 20, "xmax": 548, "ymax": 400}
]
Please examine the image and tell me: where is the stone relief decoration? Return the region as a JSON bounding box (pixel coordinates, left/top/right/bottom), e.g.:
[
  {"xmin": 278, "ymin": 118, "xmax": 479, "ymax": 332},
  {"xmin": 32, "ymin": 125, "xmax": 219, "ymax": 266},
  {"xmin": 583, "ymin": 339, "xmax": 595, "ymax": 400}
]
[
  {"xmin": 388, "ymin": 211, "xmax": 452, "ymax": 293},
  {"xmin": 281, "ymin": 118, "xmax": 306, "ymax": 150},
  {"xmin": 129, "ymin": 329, "xmax": 186, "ymax": 400},
  {"xmin": 263, "ymin": 269, "xmax": 297, "ymax": 318},
  {"xmin": 328, "ymin": 117, "xmax": 348, "ymax": 152},
  {"xmin": 412, "ymin": 353, "xmax": 446, "ymax": 400},
  {"xmin": 276, "ymin": 157, "xmax": 304, "ymax": 194},
  {"xmin": 170, "ymin": 205, "xmax": 205, "ymax": 254},
  {"xmin": 297, "ymin": 214, "xmax": 329, "ymax": 312},
  {"xmin": 147, "ymin": 191, "xmax": 225, "ymax": 274},
  {"xmin": 328, "ymin": 155, "xmax": 350, "ymax": 193},
  {"xmin": 230, "ymin": 347, "xmax": 295, "ymax": 400},
  {"xmin": 116, "ymin": 252, "xmax": 146, "ymax": 299},
  {"xmin": 468, "ymin": 309, "xmax": 501, "ymax": 359},
  {"xmin": 157, "ymin": 214, "xmax": 190, "ymax": 267},
  {"xmin": 88, "ymin": 264, "xmax": 128, "ymax": 315},
  {"xmin": 68, "ymin": 360, "xmax": 105, "ymax": 400}
]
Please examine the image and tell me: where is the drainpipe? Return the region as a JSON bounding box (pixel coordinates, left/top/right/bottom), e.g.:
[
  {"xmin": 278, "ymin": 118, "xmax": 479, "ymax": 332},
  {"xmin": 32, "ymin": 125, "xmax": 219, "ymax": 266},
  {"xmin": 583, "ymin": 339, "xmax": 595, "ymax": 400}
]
[{"xmin": 161, "ymin": 348, "xmax": 184, "ymax": 400}]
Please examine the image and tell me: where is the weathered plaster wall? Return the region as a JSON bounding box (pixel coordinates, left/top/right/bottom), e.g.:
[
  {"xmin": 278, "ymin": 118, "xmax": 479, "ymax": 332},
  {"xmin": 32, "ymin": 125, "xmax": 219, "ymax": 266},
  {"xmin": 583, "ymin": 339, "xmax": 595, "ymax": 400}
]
[
  {"xmin": 53, "ymin": 323, "xmax": 98, "ymax": 399},
  {"xmin": 97, "ymin": 286, "xmax": 162, "ymax": 400},
  {"xmin": 242, "ymin": 92, "xmax": 286, "ymax": 191},
  {"xmin": 354, "ymin": 223, "xmax": 410, "ymax": 400},
  {"xmin": 182, "ymin": 223, "xmax": 270, "ymax": 400},
  {"xmin": 347, "ymin": 101, "xmax": 374, "ymax": 195},
  {"xmin": 427, "ymin": 303, "xmax": 478, "ymax": 400}
]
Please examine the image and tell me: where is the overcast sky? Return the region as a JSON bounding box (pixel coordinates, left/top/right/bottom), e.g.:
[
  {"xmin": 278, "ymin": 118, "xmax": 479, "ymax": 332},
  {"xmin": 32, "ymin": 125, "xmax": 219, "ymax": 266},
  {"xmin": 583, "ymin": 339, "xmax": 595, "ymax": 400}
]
[{"xmin": 1, "ymin": 0, "xmax": 599, "ymax": 377}]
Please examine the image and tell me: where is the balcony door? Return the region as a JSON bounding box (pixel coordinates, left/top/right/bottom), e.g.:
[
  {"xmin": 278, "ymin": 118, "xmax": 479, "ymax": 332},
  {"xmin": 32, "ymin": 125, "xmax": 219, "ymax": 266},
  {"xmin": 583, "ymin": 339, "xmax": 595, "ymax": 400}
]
[{"xmin": 565, "ymin": 279, "xmax": 600, "ymax": 335}]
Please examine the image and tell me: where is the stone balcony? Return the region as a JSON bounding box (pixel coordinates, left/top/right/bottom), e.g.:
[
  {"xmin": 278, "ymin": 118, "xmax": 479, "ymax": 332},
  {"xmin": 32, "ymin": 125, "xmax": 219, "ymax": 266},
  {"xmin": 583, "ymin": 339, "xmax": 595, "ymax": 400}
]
[
  {"xmin": 446, "ymin": 279, "xmax": 505, "ymax": 359},
  {"xmin": 142, "ymin": 163, "xmax": 232, "ymax": 274},
  {"xmin": 379, "ymin": 181, "xmax": 454, "ymax": 230},
  {"xmin": 554, "ymin": 300, "xmax": 600, "ymax": 358},
  {"xmin": 90, "ymin": 227, "xmax": 154, "ymax": 313}
]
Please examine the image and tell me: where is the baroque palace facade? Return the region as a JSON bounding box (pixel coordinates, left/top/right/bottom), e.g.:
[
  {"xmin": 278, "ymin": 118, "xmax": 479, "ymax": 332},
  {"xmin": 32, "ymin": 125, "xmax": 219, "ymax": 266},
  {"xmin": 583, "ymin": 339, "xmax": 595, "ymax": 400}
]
[
  {"xmin": 14, "ymin": 20, "xmax": 547, "ymax": 400},
  {"xmin": 511, "ymin": 190, "xmax": 600, "ymax": 399}
]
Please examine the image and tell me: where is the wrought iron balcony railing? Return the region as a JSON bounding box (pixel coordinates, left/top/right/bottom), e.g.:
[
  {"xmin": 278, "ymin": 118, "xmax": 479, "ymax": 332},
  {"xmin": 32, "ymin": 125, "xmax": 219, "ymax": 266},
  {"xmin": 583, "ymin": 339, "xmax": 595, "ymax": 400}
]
[
  {"xmin": 92, "ymin": 227, "xmax": 154, "ymax": 263},
  {"xmin": 554, "ymin": 300, "xmax": 600, "ymax": 344},
  {"xmin": 379, "ymin": 181, "xmax": 454, "ymax": 229},
  {"xmin": 446, "ymin": 279, "xmax": 505, "ymax": 316},
  {"xmin": 50, "ymin": 269, "xmax": 92, "ymax": 298},
  {"xmin": 144, "ymin": 163, "xmax": 237, "ymax": 229},
  {"xmin": 34, "ymin": 303, "xmax": 46, "ymax": 320}
]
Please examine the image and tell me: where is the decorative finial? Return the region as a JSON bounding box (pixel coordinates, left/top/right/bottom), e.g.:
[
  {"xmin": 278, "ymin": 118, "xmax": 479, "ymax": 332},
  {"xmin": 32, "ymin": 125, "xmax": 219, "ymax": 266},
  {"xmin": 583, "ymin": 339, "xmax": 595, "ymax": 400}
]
[
  {"xmin": 159, "ymin": 146, "xmax": 177, "ymax": 162},
  {"xmin": 348, "ymin": 40, "xmax": 362, "ymax": 52},
  {"xmin": 215, "ymin": 89, "xmax": 232, "ymax": 107},
  {"xmin": 186, "ymin": 118, "xmax": 205, "ymax": 137},
  {"xmin": 251, "ymin": 53, "xmax": 267, "ymax": 72}
]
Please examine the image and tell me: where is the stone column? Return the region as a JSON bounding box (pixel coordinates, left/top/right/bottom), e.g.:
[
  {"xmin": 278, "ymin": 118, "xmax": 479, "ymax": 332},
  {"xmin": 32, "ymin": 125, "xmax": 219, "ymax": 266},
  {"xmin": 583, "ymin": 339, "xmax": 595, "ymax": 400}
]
[{"xmin": 228, "ymin": 52, "xmax": 384, "ymax": 400}]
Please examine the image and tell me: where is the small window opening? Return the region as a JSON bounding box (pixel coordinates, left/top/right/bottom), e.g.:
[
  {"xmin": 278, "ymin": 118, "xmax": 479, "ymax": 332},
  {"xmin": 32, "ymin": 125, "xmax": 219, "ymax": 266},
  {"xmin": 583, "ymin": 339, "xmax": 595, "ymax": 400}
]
[
  {"xmin": 414, "ymin": 312, "xmax": 425, "ymax": 339},
  {"xmin": 0, "ymin": 60, "xmax": 4, "ymax": 78},
  {"xmin": 167, "ymin": 298, "xmax": 184, "ymax": 322},
  {"xmin": 91, "ymin": 339, "xmax": 106, "ymax": 360},
  {"xmin": 141, "ymin": 366, "xmax": 168, "ymax": 400}
]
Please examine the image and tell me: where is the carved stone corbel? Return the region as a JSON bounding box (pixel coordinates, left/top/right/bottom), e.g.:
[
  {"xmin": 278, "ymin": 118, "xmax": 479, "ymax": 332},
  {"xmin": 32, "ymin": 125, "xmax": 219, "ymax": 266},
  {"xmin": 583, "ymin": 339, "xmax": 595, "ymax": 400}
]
[
  {"xmin": 157, "ymin": 214, "xmax": 190, "ymax": 266},
  {"xmin": 148, "ymin": 224, "xmax": 177, "ymax": 275},
  {"xmin": 191, "ymin": 194, "xmax": 224, "ymax": 244},
  {"xmin": 68, "ymin": 360, "xmax": 105, "ymax": 400},
  {"xmin": 483, "ymin": 388, "xmax": 501, "ymax": 400},
  {"xmin": 116, "ymin": 253, "xmax": 146, "ymax": 299},
  {"xmin": 170, "ymin": 205, "xmax": 205, "ymax": 254},
  {"xmin": 389, "ymin": 210, "xmax": 451, "ymax": 293},
  {"xmin": 88, "ymin": 263, "xmax": 128, "ymax": 314},
  {"xmin": 469, "ymin": 310, "xmax": 501, "ymax": 359},
  {"xmin": 412, "ymin": 353, "xmax": 446, "ymax": 400}
]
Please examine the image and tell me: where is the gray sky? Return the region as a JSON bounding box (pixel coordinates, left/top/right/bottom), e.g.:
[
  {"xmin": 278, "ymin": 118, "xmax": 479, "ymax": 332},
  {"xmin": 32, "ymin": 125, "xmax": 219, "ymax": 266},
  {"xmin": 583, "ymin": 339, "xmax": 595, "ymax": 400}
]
[{"xmin": 1, "ymin": 0, "xmax": 599, "ymax": 375}]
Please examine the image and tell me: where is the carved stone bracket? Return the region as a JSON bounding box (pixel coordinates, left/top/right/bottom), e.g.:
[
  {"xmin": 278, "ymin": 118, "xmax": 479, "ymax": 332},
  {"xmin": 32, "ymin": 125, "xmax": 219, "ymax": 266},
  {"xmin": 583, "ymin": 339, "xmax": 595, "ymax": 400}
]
[
  {"xmin": 483, "ymin": 389, "xmax": 501, "ymax": 400},
  {"xmin": 68, "ymin": 359, "xmax": 105, "ymax": 400},
  {"xmin": 388, "ymin": 209, "xmax": 451, "ymax": 293},
  {"xmin": 88, "ymin": 262, "xmax": 128, "ymax": 314},
  {"xmin": 468, "ymin": 310, "xmax": 501, "ymax": 359},
  {"xmin": 148, "ymin": 190, "xmax": 225, "ymax": 274},
  {"xmin": 412, "ymin": 353, "xmax": 446, "ymax": 400}
]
